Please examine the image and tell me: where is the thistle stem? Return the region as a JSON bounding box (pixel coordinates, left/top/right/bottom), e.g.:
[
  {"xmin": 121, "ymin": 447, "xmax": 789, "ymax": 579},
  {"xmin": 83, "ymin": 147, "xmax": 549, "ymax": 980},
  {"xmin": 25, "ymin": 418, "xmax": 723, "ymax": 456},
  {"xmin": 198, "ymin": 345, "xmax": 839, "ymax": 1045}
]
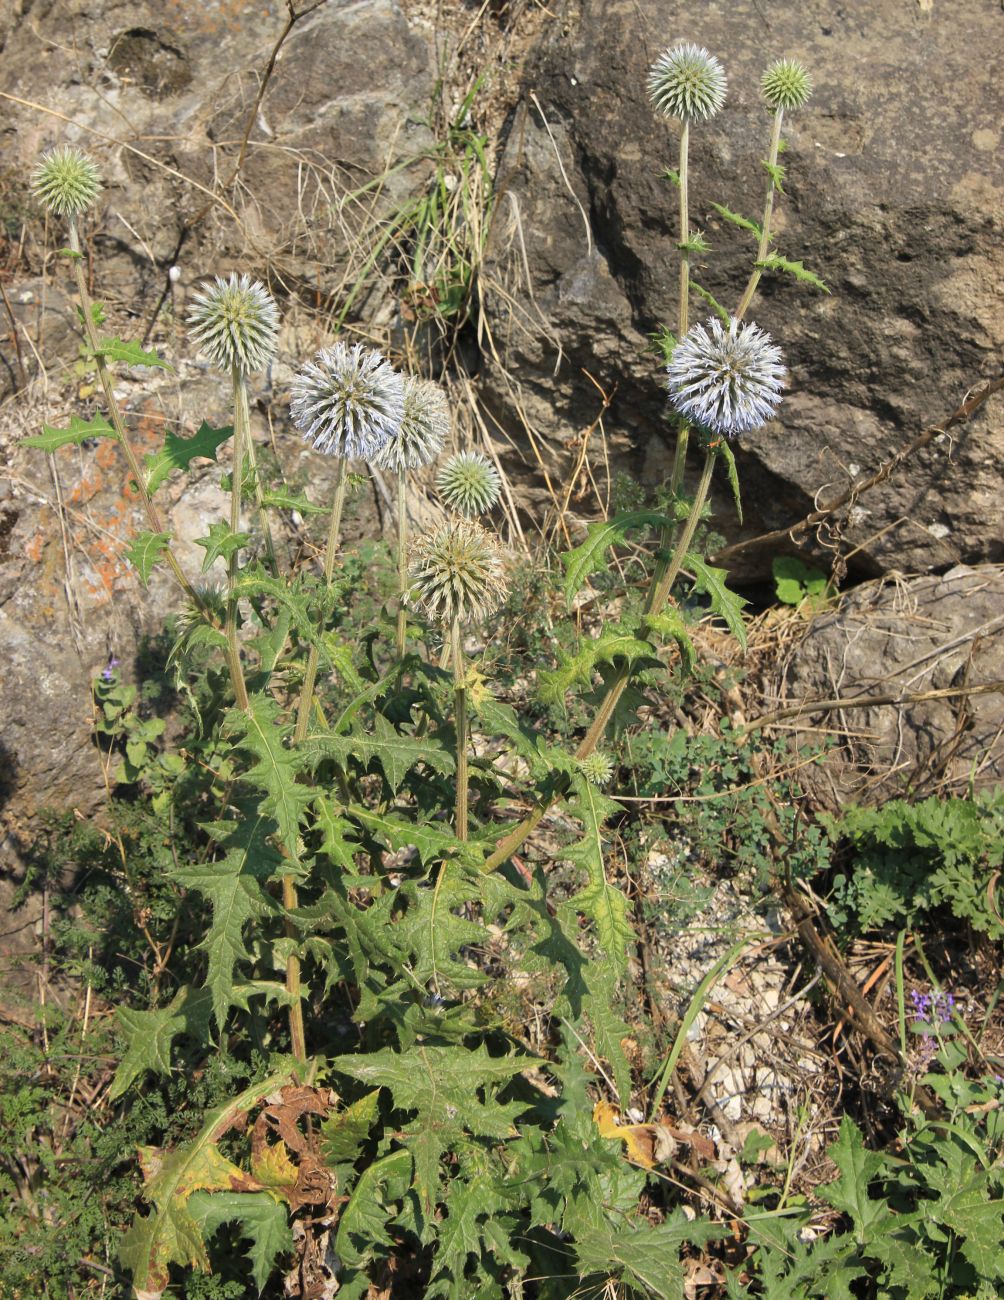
[
  {"xmin": 735, "ymin": 106, "xmax": 785, "ymax": 322},
  {"xmin": 65, "ymin": 218, "xmax": 200, "ymax": 612},
  {"xmin": 668, "ymin": 119, "xmax": 692, "ymax": 495},
  {"xmin": 395, "ymin": 465, "xmax": 409, "ymax": 660},
  {"xmin": 225, "ymin": 365, "xmax": 250, "ymax": 712},
  {"xmin": 293, "ymin": 457, "xmax": 348, "ymax": 746},
  {"xmin": 235, "ymin": 372, "xmax": 279, "ymax": 577},
  {"xmin": 451, "ymin": 618, "xmax": 469, "ymax": 840}
]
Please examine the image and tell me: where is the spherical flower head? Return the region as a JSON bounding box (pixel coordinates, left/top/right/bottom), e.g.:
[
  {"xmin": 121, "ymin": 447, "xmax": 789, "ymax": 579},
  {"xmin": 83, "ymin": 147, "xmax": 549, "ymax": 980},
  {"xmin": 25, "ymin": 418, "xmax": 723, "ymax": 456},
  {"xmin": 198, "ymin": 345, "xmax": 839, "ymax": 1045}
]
[
  {"xmin": 188, "ymin": 272, "xmax": 279, "ymax": 374},
  {"xmin": 369, "ymin": 376, "xmax": 450, "ymax": 472},
  {"xmin": 408, "ymin": 517, "xmax": 508, "ymax": 626},
  {"xmin": 291, "ymin": 342, "xmax": 405, "ymax": 460},
  {"xmin": 436, "ymin": 451, "xmax": 501, "ymax": 517},
  {"xmin": 667, "ymin": 317, "xmax": 786, "ymax": 437},
  {"xmin": 648, "ymin": 44, "xmax": 727, "ymax": 122},
  {"xmin": 578, "ymin": 752, "xmax": 615, "ymax": 787},
  {"xmin": 761, "ymin": 58, "xmax": 812, "ymax": 111},
  {"xmin": 31, "ymin": 146, "xmax": 101, "ymax": 217}
]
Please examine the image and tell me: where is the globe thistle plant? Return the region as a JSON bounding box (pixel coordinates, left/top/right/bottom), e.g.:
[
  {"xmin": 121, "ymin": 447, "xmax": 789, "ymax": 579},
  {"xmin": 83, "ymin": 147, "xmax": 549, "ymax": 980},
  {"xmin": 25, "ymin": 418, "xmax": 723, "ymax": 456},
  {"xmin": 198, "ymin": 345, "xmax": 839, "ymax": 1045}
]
[
  {"xmin": 436, "ymin": 451, "xmax": 501, "ymax": 517},
  {"xmin": 648, "ymin": 44, "xmax": 726, "ymax": 122},
  {"xmin": 667, "ymin": 317, "xmax": 786, "ymax": 437},
  {"xmin": 761, "ymin": 58, "xmax": 812, "ymax": 112},
  {"xmin": 31, "ymin": 145, "xmax": 101, "ymax": 217},
  {"xmin": 408, "ymin": 518, "xmax": 508, "ymax": 627},
  {"xmin": 291, "ymin": 342, "xmax": 404, "ymax": 462},
  {"xmin": 369, "ymin": 376, "xmax": 450, "ymax": 473},
  {"xmin": 188, "ymin": 273, "xmax": 279, "ymax": 375}
]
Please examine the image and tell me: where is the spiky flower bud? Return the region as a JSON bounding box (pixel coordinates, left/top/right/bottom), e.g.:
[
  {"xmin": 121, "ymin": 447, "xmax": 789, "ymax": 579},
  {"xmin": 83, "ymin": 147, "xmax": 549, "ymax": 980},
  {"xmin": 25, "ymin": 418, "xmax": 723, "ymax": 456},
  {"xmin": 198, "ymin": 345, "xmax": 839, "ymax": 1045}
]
[
  {"xmin": 761, "ymin": 58, "xmax": 812, "ymax": 112},
  {"xmin": 188, "ymin": 273, "xmax": 279, "ymax": 374},
  {"xmin": 408, "ymin": 517, "xmax": 508, "ymax": 625},
  {"xmin": 648, "ymin": 44, "xmax": 727, "ymax": 122},
  {"xmin": 578, "ymin": 752, "xmax": 615, "ymax": 787},
  {"xmin": 369, "ymin": 376, "xmax": 450, "ymax": 472},
  {"xmin": 31, "ymin": 145, "xmax": 101, "ymax": 217},
  {"xmin": 291, "ymin": 342, "xmax": 405, "ymax": 460},
  {"xmin": 436, "ymin": 451, "xmax": 501, "ymax": 517},
  {"xmin": 666, "ymin": 317, "xmax": 786, "ymax": 437}
]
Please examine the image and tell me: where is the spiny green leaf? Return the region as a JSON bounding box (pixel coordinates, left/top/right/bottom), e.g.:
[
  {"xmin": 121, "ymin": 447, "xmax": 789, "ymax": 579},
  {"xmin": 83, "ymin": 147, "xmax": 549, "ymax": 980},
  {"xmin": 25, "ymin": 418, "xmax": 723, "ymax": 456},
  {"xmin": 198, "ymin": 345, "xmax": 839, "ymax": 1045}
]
[
  {"xmin": 708, "ymin": 201, "xmax": 763, "ymax": 239},
  {"xmin": 188, "ymin": 1191, "xmax": 293, "ymax": 1295},
  {"xmin": 574, "ymin": 1210, "xmax": 725, "ymax": 1299},
  {"xmin": 560, "ymin": 510, "xmax": 668, "ymax": 604},
  {"xmin": 641, "ymin": 608, "xmax": 696, "ymax": 675},
  {"xmin": 126, "ymin": 530, "xmax": 172, "ymax": 587},
  {"xmin": 335, "ymin": 1149, "xmax": 412, "ymax": 1270},
  {"xmin": 88, "ymin": 335, "xmax": 172, "ymax": 369},
  {"xmin": 172, "ymin": 812, "xmax": 283, "ymax": 1030},
  {"xmin": 689, "ymin": 279, "xmax": 731, "ymax": 325},
  {"xmin": 195, "ymin": 522, "xmax": 250, "ymax": 571},
  {"xmin": 685, "ymin": 553, "xmax": 749, "ymax": 649},
  {"xmin": 679, "ymin": 231, "xmax": 710, "ymax": 254},
  {"xmin": 24, "ymin": 411, "xmax": 115, "ymax": 452},
  {"xmin": 119, "ymin": 1061, "xmax": 297, "ymax": 1296},
  {"xmin": 662, "ymin": 167, "xmax": 681, "ymax": 188},
  {"xmin": 110, "ymin": 985, "xmax": 212, "ymax": 1100},
  {"xmin": 539, "ymin": 626, "xmax": 661, "ymax": 712},
  {"xmin": 258, "ymin": 486, "xmax": 327, "ymax": 515},
  {"xmin": 758, "ymin": 252, "xmax": 830, "ymax": 294},
  {"xmin": 145, "ymin": 421, "xmax": 234, "ymax": 495},
  {"xmin": 320, "ymin": 1090, "xmax": 381, "ymax": 1165},
  {"xmin": 561, "ymin": 773, "xmax": 632, "ymax": 975},
  {"xmin": 584, "ymin": 966, "xmax": 632, "ymax": 1105},
  {"xmin": 304, "ymin": 717, "xmax": 454, "ymax": 794},
  {"xmin": 762, "ymin": 159, "xmax": 786, "ymax": 192},
  {"xmin": 349, "ymin": 806, "xmax": 480, "ymax": 869},
  {"xmin": 225, "ymin": 694, "xmax": 312, "ymax": 857}
]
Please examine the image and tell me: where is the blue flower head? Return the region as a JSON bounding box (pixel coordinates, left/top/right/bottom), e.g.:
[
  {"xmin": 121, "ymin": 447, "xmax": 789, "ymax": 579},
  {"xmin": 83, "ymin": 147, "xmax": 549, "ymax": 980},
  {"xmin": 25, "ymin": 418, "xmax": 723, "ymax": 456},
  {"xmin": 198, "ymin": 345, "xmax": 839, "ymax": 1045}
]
[{"xmin": 666, "ymin": 317, "xmax": 786, "ymax": 437}]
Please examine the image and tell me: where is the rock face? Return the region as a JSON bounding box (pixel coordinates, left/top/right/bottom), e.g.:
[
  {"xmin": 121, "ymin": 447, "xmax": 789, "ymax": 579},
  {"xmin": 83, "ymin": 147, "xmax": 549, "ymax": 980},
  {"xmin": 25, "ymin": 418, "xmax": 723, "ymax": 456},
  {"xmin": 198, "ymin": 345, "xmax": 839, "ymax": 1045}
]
[
  {"xmin": 771, "ymin": 566, "xmax": 1004, "ymax": 807},
  {"xmin": 0, "ymin": 0, "xmax": 436, "ymax": 840},
  {"xmin": 481, "ymin": 0, "xmax": 1003, "ymax": 577}
]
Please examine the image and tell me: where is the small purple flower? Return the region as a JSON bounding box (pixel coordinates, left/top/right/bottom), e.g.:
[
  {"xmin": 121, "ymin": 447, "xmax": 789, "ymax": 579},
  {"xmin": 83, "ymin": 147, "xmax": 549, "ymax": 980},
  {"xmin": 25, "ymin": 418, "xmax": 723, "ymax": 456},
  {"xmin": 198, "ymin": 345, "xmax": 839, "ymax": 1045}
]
[
  {"xmin": 101, "ymin": 655, "xmax": 120, "ymax": 682},
  {"xmin": 910, "ymin": 987, "xmax": 955, "ymax": 1027}
]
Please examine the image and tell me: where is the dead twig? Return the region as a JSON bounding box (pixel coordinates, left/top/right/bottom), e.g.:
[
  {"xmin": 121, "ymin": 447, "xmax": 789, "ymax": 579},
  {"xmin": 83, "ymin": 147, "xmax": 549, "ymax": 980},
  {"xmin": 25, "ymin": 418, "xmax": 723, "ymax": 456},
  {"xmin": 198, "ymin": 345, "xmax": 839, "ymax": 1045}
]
[{"xmin": 740, "ymin": 679, "xmax": 1004, "ymax": 737}]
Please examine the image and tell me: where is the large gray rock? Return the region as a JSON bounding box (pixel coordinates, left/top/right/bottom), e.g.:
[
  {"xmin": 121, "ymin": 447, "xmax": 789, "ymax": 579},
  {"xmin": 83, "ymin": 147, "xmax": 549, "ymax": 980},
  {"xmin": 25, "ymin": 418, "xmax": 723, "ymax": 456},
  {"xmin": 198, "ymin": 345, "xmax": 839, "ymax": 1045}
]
[
  {"xmin": 771, "ymin": 565, "xmax": 1004, "ymax": 807},
  {"xmin": 481, "ymin": 0, "xmax": 1003, "ymax": 576}
]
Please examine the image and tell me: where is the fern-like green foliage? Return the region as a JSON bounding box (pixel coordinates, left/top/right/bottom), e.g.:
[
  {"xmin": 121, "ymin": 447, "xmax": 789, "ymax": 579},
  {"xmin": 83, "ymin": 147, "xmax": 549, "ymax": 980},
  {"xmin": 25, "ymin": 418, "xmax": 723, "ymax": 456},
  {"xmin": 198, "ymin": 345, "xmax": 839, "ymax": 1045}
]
[{"xmin": 827, "ymin": 791, "xmax": 1004, "ymax": 936}]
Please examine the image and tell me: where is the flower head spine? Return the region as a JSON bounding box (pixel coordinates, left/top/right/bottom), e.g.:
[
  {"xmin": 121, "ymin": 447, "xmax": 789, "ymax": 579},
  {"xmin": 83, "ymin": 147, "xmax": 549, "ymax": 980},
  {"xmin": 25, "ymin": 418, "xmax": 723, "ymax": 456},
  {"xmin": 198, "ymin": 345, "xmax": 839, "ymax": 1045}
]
[
  {"xmin": 436, "ymin": 451, "xmax": 501, "ymax": 517},
  {"xmin": 666, "ymin": 317, "xmax": 786, "ymax": 437},
  {"xmin": 408, "ymin": 517, "xmax": 508, "ymax": 625},
  {"xmin": 31, "ymin": 146, "xmax": 102, "ymax": 217},
  {"xmin": 648, "ymin": 44, "xmax": 727, "ymax": 122},
  {"xmin": 188, "ymin": 273, "xmax": 279, "ymax": 374},
  {"xmin": 369, "ymin": 376, "xmax": 450, "ymax": 471},
  {"xmin": 290, "ymin": 343, "xmax": 405, "ymax": 461},
  {"xmin": 761, "ymin": 58, "xmax": 813, "ymax": 112}
]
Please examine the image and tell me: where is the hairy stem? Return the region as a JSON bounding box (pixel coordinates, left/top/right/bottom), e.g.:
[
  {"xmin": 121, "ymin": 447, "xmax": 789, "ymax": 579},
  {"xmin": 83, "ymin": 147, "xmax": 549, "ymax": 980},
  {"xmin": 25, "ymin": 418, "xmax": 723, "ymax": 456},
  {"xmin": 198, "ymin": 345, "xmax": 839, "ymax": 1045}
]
[
  {"xmin": 293, "ymin": 457, "xmax": 348, "ymax": 745},
  {"xmin": 236, "ymin": 373, "xmax": 279, "ymax": 577},
  {"xmin": 65, "ymin": 217, "xmax": 199, "ymax": 610},
  {"xmin": 735, "ymin": 106, "xmax": 785, "ymax": 322},
  {"xmin": 668, "ymin": 119, "xmax": 691, "ymax": 495},
  {"xmin": 396, "ymin": 465, "xmax": 409, "ymax": 660},
  {"xmin": 451, "ymin": 618, "xmax": 469, "ymax": 840},
  {"xmin": 225, "ymin": 366, "xmax": 250, "ymax": 712}
]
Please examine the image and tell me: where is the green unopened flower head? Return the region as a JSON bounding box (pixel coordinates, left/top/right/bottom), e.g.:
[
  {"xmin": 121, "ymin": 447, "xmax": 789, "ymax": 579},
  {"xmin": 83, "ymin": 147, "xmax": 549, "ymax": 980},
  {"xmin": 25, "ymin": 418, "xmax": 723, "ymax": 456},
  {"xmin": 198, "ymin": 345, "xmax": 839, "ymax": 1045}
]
[
  {"xmin": 648, "ymin": 44, "xmax": 727, "ymax": 122},
  {"xmin": 578, "ymin": 752, "xmax": 615, "ymax": 787},
  {"xmin": 369, "ymin": 376, "xmax": 450, "ymax": 472},
  {"xmin": 31, "ymin": 145, "xmax": 101, "ymax": 217},
  {"xmin": 188, "ymin": 272, "xmax": 280, "ymax": 374},
  {"xmin": 761, "ymin": 58, "xmax": 812, "ymax": 112},
  {"xmin": 436, "ymin": 451, "xmax": 501, "ymax": 517},
  {"xmin": 408, "ymin": 517, "xmax": 508, "ymax": 626}
]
